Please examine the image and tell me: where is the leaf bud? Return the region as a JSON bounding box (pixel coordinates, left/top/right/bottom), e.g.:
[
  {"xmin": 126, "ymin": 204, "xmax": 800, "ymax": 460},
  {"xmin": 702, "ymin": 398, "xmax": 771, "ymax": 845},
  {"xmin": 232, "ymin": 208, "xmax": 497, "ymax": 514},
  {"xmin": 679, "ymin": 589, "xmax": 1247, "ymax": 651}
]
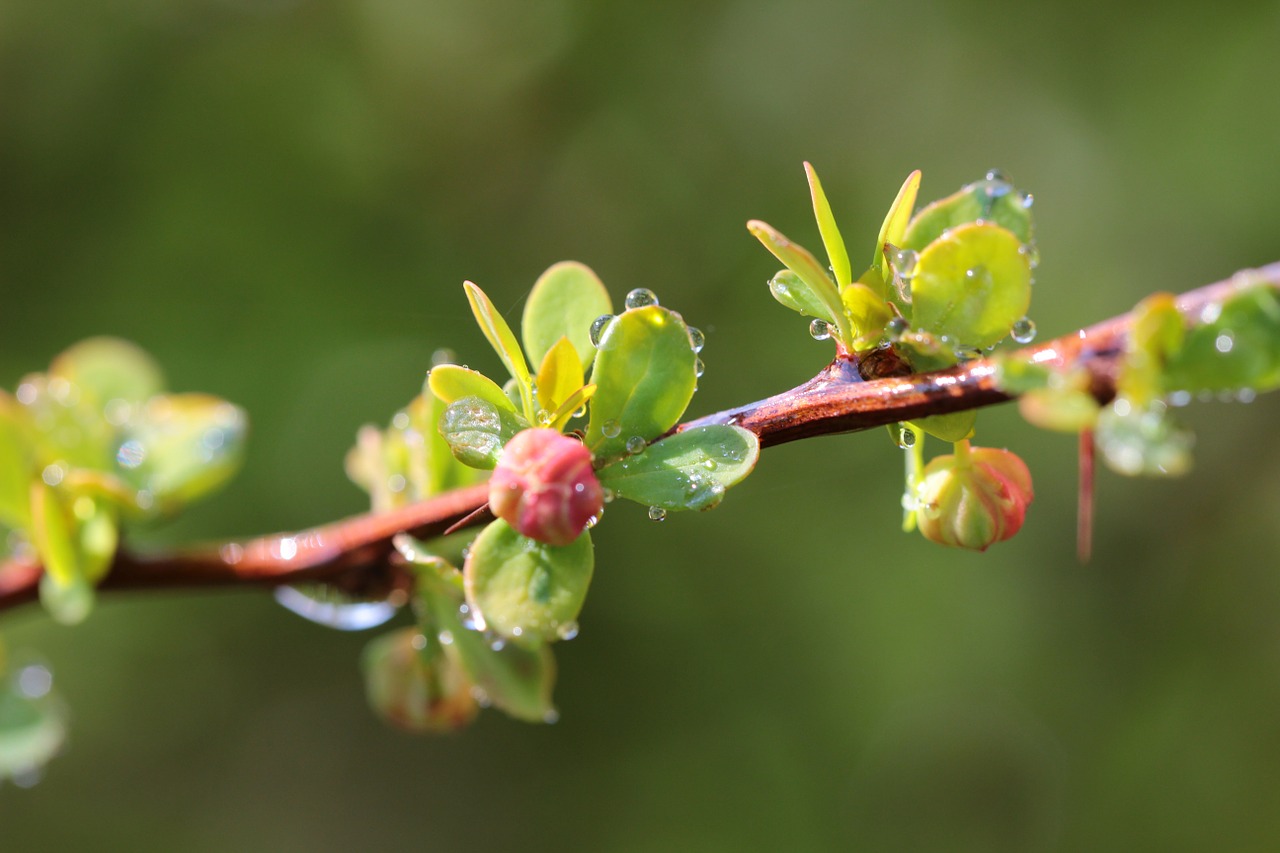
[
  {"xmin": 914, "ymin": 443, "xmax": 1033, "ymax": 551},
  {"xmin": 489, "ymin": 428, "xmax": 603, "ymax": 547}
]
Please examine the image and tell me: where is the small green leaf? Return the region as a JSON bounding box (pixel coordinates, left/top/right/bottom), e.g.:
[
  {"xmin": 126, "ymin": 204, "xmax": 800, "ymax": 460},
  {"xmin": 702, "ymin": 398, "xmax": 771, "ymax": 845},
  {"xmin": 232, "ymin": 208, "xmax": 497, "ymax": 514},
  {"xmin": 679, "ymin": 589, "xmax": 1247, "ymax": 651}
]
[
  {"xmin": 535, "ymin": 336, "xmax": 585, "ymax": 417},
  {"xmin": 768, "ymin": 270, "xmax": 837, "ymax": 326},
  {"xmin": 463, "ymin": 281, "xmax": 534, "ymax": 418},
  {"xmin": 29, "ymin": 481, "xmax": 79, "ymax": 590},
  {"xmin": 597, "ymin": 425, "xmax": 759, "ymax": 511},
  {"xmin": 585, "ymin": 305, "xmax": 697, "ymax": 459},
  {"xmin": 872, "ymin": 170, "xmax": 922, "ymax": 288},
  {"xmin": 464, "ymin": 519, "xmax": 593, "ymax": 646},
  {"xmin": 548, "ymin": 383, "xmax": 595, "ymax": 433},
  {"xmin": 911, "ymin": 222, "xmax": 1031, "ymax": 350},
  {"xmin": 804, "ymin": 162, "xmax": 852, "ymax": 287},
  {"xmin": 522, "ymin": 261, "xmax": 613, "ymax": 371},
  {"xmin": 841, "ymin": 283, "xmax": 894, "ymax": 346},
  {"xmin": 410, "ymin": 393, "xmax": 484, "ymax": 496},
  {"xmin": 439, "ymin": 396, "xmax": 529, "ymax": 469},
  {"xmin": 119, "ymin": 394, "xmax": 247, "ymax": 510},
  {"xmin": 749, "ymin": 220, "xmax": 849, "ymax": 344},
  {"xmin": 48, "ymin": 337, "xmax": 165, "ymax": 407},
  {"xmin": 902, "ymin": 175, "xmax": 1033, "ymax": 251},
  {"xmin": 427, "ymin": 364, "xmax": 516, "ymax": 412},
  {"xmin": 909, "ymin": 411, "xmax": 976, "ymax": 443}
]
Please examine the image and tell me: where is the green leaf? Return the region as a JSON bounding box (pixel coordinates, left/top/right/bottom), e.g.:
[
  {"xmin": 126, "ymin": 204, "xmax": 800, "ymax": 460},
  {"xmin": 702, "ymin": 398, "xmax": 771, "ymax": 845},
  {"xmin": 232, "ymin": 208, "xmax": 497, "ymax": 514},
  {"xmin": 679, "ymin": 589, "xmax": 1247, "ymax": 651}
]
[
  {"xmin": 534, "ymin": 336, "xmax": 585, "ymax": 417},
  {"xmin": 464, "ymin": 281, "xmax": 533, "ymax": 418},
  {"xmin": 909, "ymin": 411, "xmax": 976, "ymax": 443},
  {"xmin": 597, "ymin": 425, "xmax": 758, "ymax": 511},
  {"xmin": 804, "ymin": 162, "xmax": 851, "ymax": 287},
  {"xmin": 871, "ymin": 170, "xmax": 922, "ymax": 288},
  {"xmin": 0, "ymin": 393, "xmax": 34, "ymax": 529},
  {"xmin": 464, "ymin": 519, "xmax": 593, "ymax": 646},
  {"xmin": 521, "ymin": 261, "xmax": 613, "ymax": 371},
  {"xmin": 1164, "ymin": 284, "xmax": 1280, "ymax": 394},
  {"xmin": 768, "ymin": 270, "xmax": 837, "ymax": 325},
  {"xmin": 48, "ymin": 337, "xmax": 165, "ymax": 407},
  {"xmin": 749, "ymin": 220, "xmax": 849, "ymax": 343},
  {"xmin": 584, "ymin": 305, "xmax": 697, "ymax": 459},
  {"xmin": 910, "ymin": 222, "xmax": 1032, "ymax": 350},
  {"xmin": 439, "ymin": 396, "xmax": 529, "ymax": 469},
  {"xmin": 427, "ymin": 364, "xmax": 516, "ymax": 412},
  {"xmin": 418, "ymin": 574, "xmax": 557, "ymax": 723},
  {"xmin": 119, "ymin": 394, "xmax": 247, "ymax": 511},
  {"xmin": 30, "ymin": 480, "xmax": 95, "ymax": 625},
  {"xmin": 902, "ymin": 175, "xmax": 1033, "ymax": 251}
]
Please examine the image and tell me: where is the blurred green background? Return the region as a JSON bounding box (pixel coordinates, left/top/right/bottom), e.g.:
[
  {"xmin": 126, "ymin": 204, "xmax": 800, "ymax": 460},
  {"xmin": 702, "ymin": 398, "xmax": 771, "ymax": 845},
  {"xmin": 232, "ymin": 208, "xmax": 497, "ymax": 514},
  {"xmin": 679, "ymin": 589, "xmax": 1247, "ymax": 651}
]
[{"xmin": 3, "ymin": 0, "xmax": 1280, "ymax": 850}]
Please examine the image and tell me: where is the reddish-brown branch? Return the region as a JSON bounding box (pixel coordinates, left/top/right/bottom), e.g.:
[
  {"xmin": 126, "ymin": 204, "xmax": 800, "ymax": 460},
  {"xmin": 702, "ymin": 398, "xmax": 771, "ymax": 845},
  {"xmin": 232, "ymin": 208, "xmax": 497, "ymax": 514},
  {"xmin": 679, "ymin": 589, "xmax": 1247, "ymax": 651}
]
[{"xmin": 1, "ymin": 263, "xmax": 1277, "ymax": 614}]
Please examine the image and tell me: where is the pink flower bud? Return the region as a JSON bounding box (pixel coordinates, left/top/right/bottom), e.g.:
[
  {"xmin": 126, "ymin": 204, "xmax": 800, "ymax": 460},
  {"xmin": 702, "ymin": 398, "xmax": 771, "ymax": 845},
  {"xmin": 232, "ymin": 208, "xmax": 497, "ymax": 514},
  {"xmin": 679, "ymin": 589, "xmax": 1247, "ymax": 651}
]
[
  {"xmin": 915, "ymin": 444, "xmax": 1033, "ymax": 551},
  {"xmin": 489, "ymin": 428, "xmax": 603, "ymax": 546}
]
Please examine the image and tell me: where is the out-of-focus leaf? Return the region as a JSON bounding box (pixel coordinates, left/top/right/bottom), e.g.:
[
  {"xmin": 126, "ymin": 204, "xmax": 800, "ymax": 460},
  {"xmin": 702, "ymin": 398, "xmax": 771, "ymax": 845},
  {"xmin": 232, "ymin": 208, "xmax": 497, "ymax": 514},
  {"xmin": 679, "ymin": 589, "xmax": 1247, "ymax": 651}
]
[
  {"xmin": 1165, "ymin": 283, "xmax": 1280, "ymax": 393},
  {"xmin": 0, "ymin": 393, "xmax": 34, "ymax": 529},
  {"xmin": 521, "ymin": 261, "xmax": 613, "ymax": 371},
  {"xmin": 361, "ymin": 628, "xmax": 477, "ymax": 733},
  {"xmin": 768, "ymin": 270, "xmax": 837, "ymax": 326},
  {"xmin": 597, "ymin": 425, "xmax": 758, "ymax": 511},
  {"xmin": 464, "ymin": 519, "xmax": 593, "ymax": 646},
  {"xmin": 0, "ymin": 665, "xmax": 68, "ymax": 783},
  {"xmin": 910, "ymin": 411, "xmax": 976, "ymax": 443},
  {"xmin": 48, "ymin": 337, "xmax": 165, "ymax": 409},
  {"xmin": 911, "ymin": 222, "xmax": 1031, "ymax": 349},
  {"xmin": 119, "ymin": 394, "xmax": 247, "ymax": 511}
]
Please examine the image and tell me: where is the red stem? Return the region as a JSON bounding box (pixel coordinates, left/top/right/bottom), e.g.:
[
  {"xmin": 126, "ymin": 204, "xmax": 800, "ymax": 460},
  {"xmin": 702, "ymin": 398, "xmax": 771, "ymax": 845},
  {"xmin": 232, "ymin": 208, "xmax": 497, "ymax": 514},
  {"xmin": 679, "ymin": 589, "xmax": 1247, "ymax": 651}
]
[{"xmin": 1, "ymin": 263, "xmax": 1276, "ymax": 613}]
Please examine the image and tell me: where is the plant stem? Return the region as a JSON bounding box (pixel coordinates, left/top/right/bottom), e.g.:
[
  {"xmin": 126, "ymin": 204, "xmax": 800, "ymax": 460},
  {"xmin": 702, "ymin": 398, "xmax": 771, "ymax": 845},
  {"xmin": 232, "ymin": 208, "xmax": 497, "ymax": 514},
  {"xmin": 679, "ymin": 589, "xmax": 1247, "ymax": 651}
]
[{"xmin": 1, "ymin": 263, "xmax": 1276, "ymax": 614}]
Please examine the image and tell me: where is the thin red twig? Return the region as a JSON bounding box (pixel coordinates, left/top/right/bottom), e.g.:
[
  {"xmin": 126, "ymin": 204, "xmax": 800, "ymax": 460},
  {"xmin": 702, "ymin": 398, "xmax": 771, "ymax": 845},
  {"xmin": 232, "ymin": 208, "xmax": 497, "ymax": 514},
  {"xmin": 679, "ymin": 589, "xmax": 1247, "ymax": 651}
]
[{"xmin": 1, "ymin": 263, "xmax": 1276, "ymax": 614}]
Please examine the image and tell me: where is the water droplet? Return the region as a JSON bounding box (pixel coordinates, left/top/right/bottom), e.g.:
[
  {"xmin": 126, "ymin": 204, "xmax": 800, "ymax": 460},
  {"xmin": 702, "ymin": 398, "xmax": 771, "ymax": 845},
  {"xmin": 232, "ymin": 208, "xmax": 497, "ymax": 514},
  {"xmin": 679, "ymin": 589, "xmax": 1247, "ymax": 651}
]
[
  {"xmin": 115, "ymin": 439, "xmax": 146, "ymax": 469},
  {"xmin": 387, "ymin": 474, "xmax": 406, "ymax": 493},
  {"xmin": 391, "ymin": 411, "xmax": 410, "ymax": 431},
  {"xmin": 430, "ymin": 348, "xmax": 456, "ymax": 367},
  {"xmin": 274, "ymin": 585, "xmax": 399, "ymax": 631},
  {"xmin": 487, "ymin": 636, "xmax": 506, "ymax": 652},
  {"xmin": 648, "ymin": 506, "xmax": 667, "ymax": 522},
  {"xmin": 809, "ymin": 319, "xmax": 831, "ymax": 341},
  {"xmin": 885, "ymin": 317, "xmax": 910, "ymax": 342},
  {"xmin": 1019, "ymin": 242, "xmax": 1041, "ymax": 269},
  {"xmin": 687, "ymin": 326, "xmax": 705, "ymax": 353},
  {"xmin": 220, "ymin": 542, "xmax": 245, "ymax": 564},
  {"xmin": 601, "ymin": 486, "xmax": 616, "ymax": 504},
  {"xmin": 694, "ymin": 358, "xmax": 705, "ymax": 378},
  {"xmin": 1011, "ymin": 317, "xmax": 1037, "ymax": 344},
  {"xmin": 602, "ymin": 419, "xmax": 621, "ymax": 439},
  {"xmin": 897, "ymin": 426, "xmax": 917, "ymax": 449},
  {"xmin": 702, "ymin": 458, "xmax": 718, "ymax": 471},
  {"xmin": 410, "ymin": 633, "xmax": 428, "ymax": 650},
  {"xmin": 556, "ymin": 620, "xmax": 580, "ymax": 641},
  {"xmin": 536, "ymin": 409, "xmax": 553, "ymax": 427},
  {"xmin": 626, "ymin": 435, "xmax": 646, "ymax": 455},
  {"xmin": 953, "ymin": 346, "xmax": 983, "ymax": 363},
  {"xmin": 1236, "ymin": 387, "xmax": 1257, "ymax": 404},
  {"xmin": 41, "ymin": 464, "xmax": 64, "ymax": 487},
  {"xmin": 1215, "ymin": 331, "xmax": 1235, "ymax": 354},
  {"xmin": 542, "ymin": 708, "xmax": 561, "ymax": 724},
  {"xmin": 985, "ymin": 168, "xmax": 1010, "ymax": 183},
  {"xmin": 1168, "ymin": 390, "xmax": 1192, "ymax": 407},
  {"xmin": 15, "ymin": 665, "xmax": 53, "ymax": 700},
  {"xmin": 624, "ymin": 288, "xmax": 658, "ymax": 309},
  {"xmin": 135, "ymin": 490, "xmax": 154, "ymax": 511},
  {"xmin": 589, "ymin": 315, "xmax": 615, "ymax": 347},
  {"xmin": 1199, "ymin": 303, "xmax": 1222, "ymax": 324},
  {"xmin": 571, "ymin": 404, "xmax": 587, "ymax": 419},
  {"xmin": 769, "ymin": 276, "xmax": 790, "ymax": 300},
  {"xmin": 965, "ymin": 266, "xmax": 989, "ymax": 286},
  {"xmin": 887, "ymin": 245, "xmax": 918, "ymax": 279},
  {"xmin": 15, "ymin": 382, "xmax": 37, "ymax": 405},
  {"xmin": 1019, "ymin": 191, "xmax": 1034, "ymax": 208}
]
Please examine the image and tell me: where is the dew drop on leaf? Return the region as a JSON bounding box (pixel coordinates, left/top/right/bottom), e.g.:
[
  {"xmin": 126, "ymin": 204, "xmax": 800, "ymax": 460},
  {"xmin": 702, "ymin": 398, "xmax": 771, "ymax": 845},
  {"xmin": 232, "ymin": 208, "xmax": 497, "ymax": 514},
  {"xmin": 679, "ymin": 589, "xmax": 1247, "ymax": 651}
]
[
  {"xmin": 555, "ymin": 620, "xmax": 580, "ymax": 641},
  {"xmin": 809, "ymin": 319, "xmax": 831, "ymax": 341},
  {"xmin": 694, "ymin": 358, "xmax": 705, "ymax": 378},
  {"xmin": 624, "ymin": 288, "xmax": 658, "ymax": 310},
  {"xmin": 601, "ymin": 419, "xmax": 621, "ymax": 439},
  {"xmin": 687, "ymin": 326, "xmax": 706, "ymax": 353},
  {"xmin": 589, "ymin": 315, "xmax": 615, "ymax": 348},
  {"xmin": 885, "ymin": 317, "xmax": 910, "ymax": 342},
  {"xmin": 1019, "ymin": 242, "xmax": 1040, "ymax": 269},
  {"xmin": 625, "ymin": 435, "xmax": 646, "ymax": 455},
  {"xmin": 648, "ymin": 506, "xmax": 667, "ymax": 522},
  {"xmin": 1011, "ymin": 317, "xmax": 1037, "ymax": 344},
  {"xmin": 887, "ymin": 245, "xmax": 918, "ymax": 280}
]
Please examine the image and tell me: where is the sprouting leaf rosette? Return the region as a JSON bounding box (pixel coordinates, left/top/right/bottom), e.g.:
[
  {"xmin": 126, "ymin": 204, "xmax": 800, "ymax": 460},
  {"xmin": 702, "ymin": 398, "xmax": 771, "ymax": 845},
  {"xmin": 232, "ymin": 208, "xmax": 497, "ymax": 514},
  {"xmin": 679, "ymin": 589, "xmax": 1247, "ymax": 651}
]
[
  {"xmin": 1, "ymin": 338, "xmax": 246, "ymax": 624},
  {"xmin": 428, "ymin": 262, "xmax": 760, "ymax": 649}
]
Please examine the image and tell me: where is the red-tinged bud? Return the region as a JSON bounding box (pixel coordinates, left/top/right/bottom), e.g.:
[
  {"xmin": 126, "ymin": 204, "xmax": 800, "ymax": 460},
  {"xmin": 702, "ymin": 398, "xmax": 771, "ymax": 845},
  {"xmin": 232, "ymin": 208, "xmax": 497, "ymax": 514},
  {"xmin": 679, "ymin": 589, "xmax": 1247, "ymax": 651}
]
[
  {"xmin": 914, "ymin": 443, "xmax": 1033, "ymax": 551},
  {"xmin": 489, "ymin": 428, "xmax": 603, "ymax": 546}
]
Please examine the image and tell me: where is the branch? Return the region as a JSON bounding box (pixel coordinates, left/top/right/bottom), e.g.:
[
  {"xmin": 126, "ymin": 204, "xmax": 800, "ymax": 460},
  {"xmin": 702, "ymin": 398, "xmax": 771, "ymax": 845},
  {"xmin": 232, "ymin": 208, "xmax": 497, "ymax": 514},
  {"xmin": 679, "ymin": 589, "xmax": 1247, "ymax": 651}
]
[{"xmin": 2, "ymin": 263, "xmax": 1276, "ymax": 613}]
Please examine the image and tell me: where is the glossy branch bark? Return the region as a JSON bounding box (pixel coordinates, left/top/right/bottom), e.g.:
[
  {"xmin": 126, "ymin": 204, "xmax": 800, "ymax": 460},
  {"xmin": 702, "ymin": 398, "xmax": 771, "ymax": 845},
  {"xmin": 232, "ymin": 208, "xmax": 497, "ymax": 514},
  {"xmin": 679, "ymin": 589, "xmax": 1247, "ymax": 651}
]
[{"xmin": 1, "ymin": 263, "xmax": 1276, "ymax": 613}]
